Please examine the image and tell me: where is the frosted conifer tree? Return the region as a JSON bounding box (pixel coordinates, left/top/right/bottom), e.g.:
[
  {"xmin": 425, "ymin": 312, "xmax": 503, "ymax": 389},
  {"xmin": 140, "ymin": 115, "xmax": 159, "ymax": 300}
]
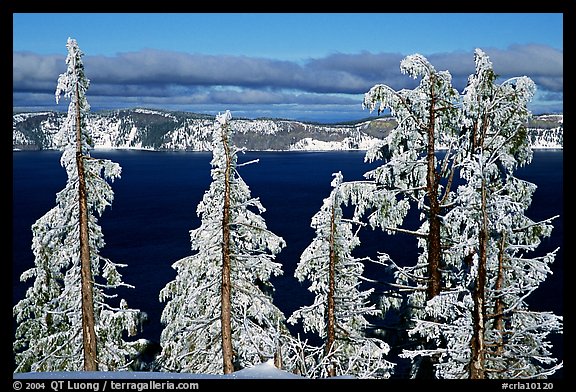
[
  {"xmin": 288, "ymin": 172, "xmax": 394, "ymax": 378},
  {"xmin": 157, "ymin": 110, "xmax": 290, "ymax": 374},
  {"xmin": 360, "ymin": 49, "xmax": 562, "ymax": 379},
  {"xmin": 360, "ymin": 53, "xmax": 461, "ymax": 377},
  {"xmin": 403, "ymin": 49, "xmax": 562, "ymax": 379},
  {"xmin": 13, "ymin": 38, "xmax": 145, "ymax": 372}
]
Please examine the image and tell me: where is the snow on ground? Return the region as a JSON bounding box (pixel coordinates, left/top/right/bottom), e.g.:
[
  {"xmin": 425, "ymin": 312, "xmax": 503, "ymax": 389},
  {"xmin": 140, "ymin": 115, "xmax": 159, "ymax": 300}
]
[{"xmin": 13, "ymin": 359, "xmax": 307, "ymax": 379}]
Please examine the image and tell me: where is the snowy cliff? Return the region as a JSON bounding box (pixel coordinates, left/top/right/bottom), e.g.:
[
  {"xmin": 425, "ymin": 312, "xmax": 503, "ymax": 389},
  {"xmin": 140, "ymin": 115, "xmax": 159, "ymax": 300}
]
[
  {"xmin": 13, "ymin": 109, "xmax": 563, "ymax": 151},
  {"xmin": 12, "ymin": 108, "xmax": 392, "ymax": 152}
]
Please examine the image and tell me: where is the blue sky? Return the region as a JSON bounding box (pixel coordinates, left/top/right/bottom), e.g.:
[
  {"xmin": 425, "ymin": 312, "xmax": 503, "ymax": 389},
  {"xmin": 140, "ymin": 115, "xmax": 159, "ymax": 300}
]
[{"xmin": 13, "ymin": 13, "xmax": 563, "ymax": 123}]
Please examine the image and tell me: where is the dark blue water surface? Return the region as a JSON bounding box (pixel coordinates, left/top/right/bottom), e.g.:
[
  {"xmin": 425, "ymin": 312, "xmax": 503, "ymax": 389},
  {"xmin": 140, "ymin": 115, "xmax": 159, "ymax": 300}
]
[{"xmin": 12, "ymin": 149, "xmax": 563, "ymax": 375}]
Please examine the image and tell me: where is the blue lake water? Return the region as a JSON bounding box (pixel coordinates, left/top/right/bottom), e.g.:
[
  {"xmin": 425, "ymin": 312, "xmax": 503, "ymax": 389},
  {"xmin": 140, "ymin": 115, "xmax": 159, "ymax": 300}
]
[{"xmin": 12, "ymin": 149, "xmax": 563, "ymax": 376}]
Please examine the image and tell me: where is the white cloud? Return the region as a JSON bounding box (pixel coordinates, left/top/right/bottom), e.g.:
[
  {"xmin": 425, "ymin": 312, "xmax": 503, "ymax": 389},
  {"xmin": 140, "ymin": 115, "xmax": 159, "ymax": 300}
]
[{"xmin": 13, "ymin": 45, "xmax": 563, "ymax": 121}]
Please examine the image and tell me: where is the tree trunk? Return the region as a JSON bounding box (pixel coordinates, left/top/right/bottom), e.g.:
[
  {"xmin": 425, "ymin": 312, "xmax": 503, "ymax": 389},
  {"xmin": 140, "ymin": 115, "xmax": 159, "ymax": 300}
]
[
  {"xmin": 220, "ymin": 130, "xmax": 234, "ymax": 374},
  {"xmin": 425, "ymin": 92, "xmax": 442, "ymax": 301},
  {"xmin": 492, "ymin": 234, "xmax": 507, "ymax": 356},
  {"xmin": 417, "ymin": 83, "xmax": 442, "ymax": 379},
  {"xmin": 469, "ymin": 111, "xmax": 492, "ymax": 379},
  {"xmin": 470, "ymin": 179, "xmax": 488, "ymax": 379},
  {"xmin": 325, "ymin": 203, "xmax": 337, "ymax": 377},
  {"xmin": 76, "ymin": 83, "xmax": 97, "ymax": 371}
]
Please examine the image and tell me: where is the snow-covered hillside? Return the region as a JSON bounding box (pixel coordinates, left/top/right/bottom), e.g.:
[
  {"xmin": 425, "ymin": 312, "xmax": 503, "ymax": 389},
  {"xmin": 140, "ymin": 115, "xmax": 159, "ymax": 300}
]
[
  {"xmin": 12, "ymin": 109, "xmax": 394, "ymax": 152},
  {"xmin": 13, "ymin": 109, "xmax": 563, "ymax": 152}
]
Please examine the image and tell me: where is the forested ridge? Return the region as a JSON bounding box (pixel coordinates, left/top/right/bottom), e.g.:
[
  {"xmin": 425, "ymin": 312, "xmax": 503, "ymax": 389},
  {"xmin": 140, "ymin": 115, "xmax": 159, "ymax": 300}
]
[{"xmin": 13, "ymin": 109, "xmax": 562, "ymax": 152}]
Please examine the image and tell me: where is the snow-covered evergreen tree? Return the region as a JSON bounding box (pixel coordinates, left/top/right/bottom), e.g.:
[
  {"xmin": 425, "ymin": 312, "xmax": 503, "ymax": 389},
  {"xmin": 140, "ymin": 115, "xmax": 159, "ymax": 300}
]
[
  {"xmin": 360, "ymin": 49, "xmax": 562, "ymax": 379},
  {"xmin": 13, "ymin": 38, "xmax": 145, "ymax": 372},
  {"xmin": 360, "ymin": 53, "xmax": 461, "ymax": 377},
  {"xmin": 288, "ymin": 172, "xmax": 394, "ymax": 378},
  {"xmin": 403, "ymin": 49, "xmax": 562, "ymax": 379},
  {"xmin": 157, "ymin": 110, "xmax": 291, "ymax": 374}
]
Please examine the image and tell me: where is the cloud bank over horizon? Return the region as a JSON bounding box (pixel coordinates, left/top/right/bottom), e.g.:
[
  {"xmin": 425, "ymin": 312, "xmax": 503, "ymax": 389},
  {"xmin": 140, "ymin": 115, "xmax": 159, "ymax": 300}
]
[{"xmin": 13, "ymin": 44, "xmax": 563, "ymax": 122}]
